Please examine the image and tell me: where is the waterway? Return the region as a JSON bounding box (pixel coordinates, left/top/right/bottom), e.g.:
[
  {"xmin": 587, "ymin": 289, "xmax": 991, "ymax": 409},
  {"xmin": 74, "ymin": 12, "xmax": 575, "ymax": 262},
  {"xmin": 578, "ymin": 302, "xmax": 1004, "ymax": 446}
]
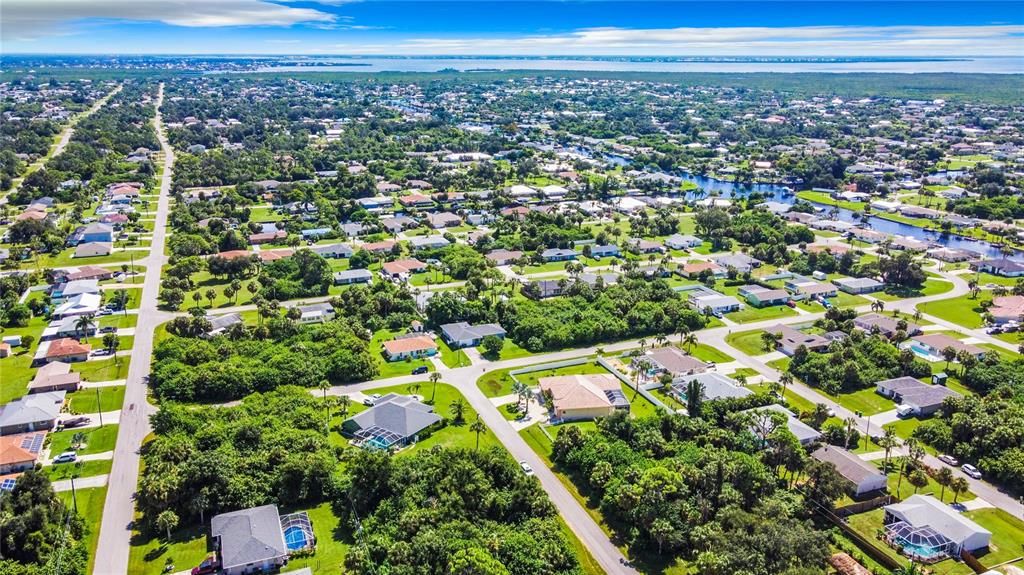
[{"xmin": 675, "ymin": 173, "xmax": 1022, "ymax": 261}]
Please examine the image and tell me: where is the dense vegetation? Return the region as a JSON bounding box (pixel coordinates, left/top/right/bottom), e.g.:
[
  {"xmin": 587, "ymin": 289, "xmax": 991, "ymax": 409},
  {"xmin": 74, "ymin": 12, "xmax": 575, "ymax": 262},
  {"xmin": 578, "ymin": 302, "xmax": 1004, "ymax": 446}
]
[
  {"xmin": 503, "ymin": 277, "xmax": 706, "ymax": 351},
  {"xmin": 0, "ymin": 471, "xmax": 88, "ymax": 575},
  {"xmin": 339, "ymin": 448, "xmax": 583, "ymax": 575},
  {"xmin": 551, "ymin": 411, "xmax": 833, "ymax": 574}
]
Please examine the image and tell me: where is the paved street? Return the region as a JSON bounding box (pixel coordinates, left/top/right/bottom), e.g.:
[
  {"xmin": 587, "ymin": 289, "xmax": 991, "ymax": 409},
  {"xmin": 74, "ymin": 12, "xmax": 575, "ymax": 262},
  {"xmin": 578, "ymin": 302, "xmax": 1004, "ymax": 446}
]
[{"xmin": 94, "ymin": 83, "xmax": 175, "ymax": 575}]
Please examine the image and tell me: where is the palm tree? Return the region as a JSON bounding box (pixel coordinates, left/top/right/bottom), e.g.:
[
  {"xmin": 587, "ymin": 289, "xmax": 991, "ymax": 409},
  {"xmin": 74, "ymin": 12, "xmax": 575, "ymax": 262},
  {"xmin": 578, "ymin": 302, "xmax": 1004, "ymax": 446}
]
[
  {"xmin": 338, "ymin": 395, "xmax": 351, "ymax": 419},
  {"xmin": 685, "ymin": 379, "xmax": 704, "ymax": 417},
  {"xmin": 935, "ymin": 467, "xmax": 954, "ymax": 502},
  {"xmin": 74, "ymin": 315, "xmax": 95, "ymax": 341},
  {"xmin": 429, "ymin": 371, "xmax": 441, "ymax": 403},
  {"xmin": 779, "ymin": 372, "xmax": 793, "ymax": 399},
  {"xmin": 469, "ymin": 416, "xmax": 487, "ymax": 450},
  {"xmin": 677, "ymin": 326, "xmax": 690, "ymax": 346},
  {"xmin": 318, "ymin": 379, "xmax": 330, "ymax": 434},
  {"xmin": 638, "ymin": 338, "xmax": 647, "ymax": 352},
  {"xmin": 449, "ymin": 398, "xmax": 466, "ymax": 423},
  {"xmin": 878, "ymin": 426, "xmax": 901, "ymax": 473},
  {"xmin": 950, "ymin": 476, "xmax": 970, "ymax": 504},
  {"xmin": 655, "ymin": 334, "xmax": 668, "ymax": 348},
  {"xmin": 682, "ymin": 332, "xmax": 698, "ymax": 354}
]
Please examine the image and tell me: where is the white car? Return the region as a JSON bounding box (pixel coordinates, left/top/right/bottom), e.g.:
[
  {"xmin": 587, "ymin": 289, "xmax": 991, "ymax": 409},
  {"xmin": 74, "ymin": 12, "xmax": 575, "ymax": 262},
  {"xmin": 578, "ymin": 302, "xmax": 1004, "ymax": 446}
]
[
  {"xmin": 938, "ymin": 454, "xmax": 958, "ymax": 467},
  {"xmin": 961, "ymin": 464, "xmax": 982, "ymax": 480},
  {"xmin": 519, "ymin": 461, "xmax": 534, "ymax": 476},
  {"xmin": 53, "ymin": 451, "xmax": 77, "ymax": 464}
]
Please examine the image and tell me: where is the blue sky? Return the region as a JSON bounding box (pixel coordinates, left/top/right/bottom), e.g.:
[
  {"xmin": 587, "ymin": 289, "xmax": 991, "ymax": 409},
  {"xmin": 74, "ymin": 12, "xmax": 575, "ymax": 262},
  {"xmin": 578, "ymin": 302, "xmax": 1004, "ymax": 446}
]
[{"xmin": 4, "ymin": 1, "xmax": 1023, "ymax": 56}]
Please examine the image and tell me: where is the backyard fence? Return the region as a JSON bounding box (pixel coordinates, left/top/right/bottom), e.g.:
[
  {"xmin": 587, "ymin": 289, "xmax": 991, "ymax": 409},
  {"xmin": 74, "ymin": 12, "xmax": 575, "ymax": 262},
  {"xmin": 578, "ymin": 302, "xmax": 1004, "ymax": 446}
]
[
  {"xmin": 835, "ymin": 494, "xmax": 897, "ymax": 518},
  {"xmin": 596, "ymin": 355, "xmax": 672, "ymax": 413}
]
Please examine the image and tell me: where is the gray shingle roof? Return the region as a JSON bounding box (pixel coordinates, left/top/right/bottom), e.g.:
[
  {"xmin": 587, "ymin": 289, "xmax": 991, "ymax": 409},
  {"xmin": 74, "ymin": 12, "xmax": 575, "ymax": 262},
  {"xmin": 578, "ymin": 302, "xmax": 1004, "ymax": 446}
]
[
  {"xmin": 0, "ymin": 391, "xmax": 66, "ymax": 430},
  {"xmin": 440, "ymin": 322, "xmax": 506, "ymax": 343},
  {"xmin": 346, "ymin": 394, "xmax": 441, "ymax": 440},
  {"xmin": 211, "ymin": 504, "xmax": 287, "ymax": 570}
]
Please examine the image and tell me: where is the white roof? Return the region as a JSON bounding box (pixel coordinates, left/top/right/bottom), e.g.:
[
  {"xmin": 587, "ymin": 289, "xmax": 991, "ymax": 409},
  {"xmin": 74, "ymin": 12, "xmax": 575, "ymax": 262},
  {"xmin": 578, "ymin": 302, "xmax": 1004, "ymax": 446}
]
[
  {"xmin": 52, "ymin": 292, "xmax": 102, "ymax": 317},
  {"xmin": 885, "ymin": 495, "xmax": 991, "ymax": 544}
]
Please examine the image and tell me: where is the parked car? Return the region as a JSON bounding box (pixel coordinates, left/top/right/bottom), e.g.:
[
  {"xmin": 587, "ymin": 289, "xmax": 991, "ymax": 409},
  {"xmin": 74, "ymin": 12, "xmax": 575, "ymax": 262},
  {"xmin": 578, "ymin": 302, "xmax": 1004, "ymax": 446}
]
[
  {"xmin": 362, "ymin": 393, "xmax": 383, "ymax": 406},
  {"xmin": 53, "ymin": 451, "xmax": 77, "ymax": 464},
  {"xmin": 785, "ymin": 300, "xmax": 797, "ymax": 308},
  {"xmin": 99, "ymin": 326, "xmax": 116, "ymax": 334},
  {"xmin": 411, "ymin": 365, "xmax": 429, "ymax": 375},
  {"xmin": 59, "ymin": 416, "xmax": 91, "ymax": 428},
  {"xmin": 938, "ymin": 454, "xmax": 959, "ymax": 467},
  {"xmin": 519, "ymin": 461, "xmax": 534, "ymax": 476},
  {"xmin": 191, "ymin": 557, "xmax": 220, "ymax": 575},
  {"xmin": 961, "ymin": 464, "xmax": 982, "ymax": 479}
]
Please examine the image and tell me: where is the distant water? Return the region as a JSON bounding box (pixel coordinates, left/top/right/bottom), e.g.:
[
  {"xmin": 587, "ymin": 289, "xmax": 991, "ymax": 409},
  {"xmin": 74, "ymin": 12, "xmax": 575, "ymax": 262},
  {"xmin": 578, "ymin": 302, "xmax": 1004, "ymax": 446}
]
[{"xmin": 226, "ymin": 56, "xmax": 1024, "ymax": 74}]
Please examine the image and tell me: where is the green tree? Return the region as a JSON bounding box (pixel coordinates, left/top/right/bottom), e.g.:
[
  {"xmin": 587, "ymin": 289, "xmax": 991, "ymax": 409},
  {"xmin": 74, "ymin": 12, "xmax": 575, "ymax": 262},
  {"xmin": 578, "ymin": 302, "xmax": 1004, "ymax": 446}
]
[
  {"xmin": 156, "ymin": 509, "xmax": 179, "ymax": 541},
  {"xmin": 480, "ymin": 334, "xmax": 504, "ymax": 358},
  {"xmin": 449, "ymin": 398, "xmax": 466, "ymax": 423},
  {"xmin": 469, "ymin": 416, "xmax": 487, "ymax": 450}
]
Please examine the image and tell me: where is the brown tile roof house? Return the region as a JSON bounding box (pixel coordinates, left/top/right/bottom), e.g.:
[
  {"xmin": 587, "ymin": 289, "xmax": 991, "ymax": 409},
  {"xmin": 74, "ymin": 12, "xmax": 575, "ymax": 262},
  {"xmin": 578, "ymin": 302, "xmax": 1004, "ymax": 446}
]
[
  {"xmin": 398, "ymin": 194, "xmax": 434, "ymax": 207},
  {"xmin": 806, "ymin": 243, "xmax": 850, "ymax": 255},
  {"xmin": 486, "ymin": 249, "xmax": 523, "ymax": 266},
  {"xmin": 811, "ymin": 446, "xmax": 888, "ymax": 497},
  {"xmin": 215, "ymin": 250, "xmax": 255, "ymax": 260},
  {"xmin": 0, "ymin": 432, "xmax": 46, "ymax": 475},
  {"xmin": 990, "ymin": 295, "xmax": 1024, "ymax": 324},
  {"xmin": 539, "ymin": 374, "xmax": 630, "ymax": 421},
  {"xmin": 381, "ymin": 258, "xmax": 427, "ymax": 277},
  {"xmin": 677, "ymin": 261, "xmax": 722, "ymax": 278},
  {"xmin": 65, "ymin": 265, "xmax": 115, "ymax": 281},
  {"xmin": 248, "ymin": 230, "xmax": 287, "ymax": 244},
  {"xmin": 257, "ymin": 249, "xmax": 293, "ymax": 262},
  {"xmin": 16, "ymin": 209, "xmax": 48, "ymax": 222},
  {"xmin": 382, "ymin": 335, "xmax": 437, "ymax": 361},
  {"xmin": 768, "ymin": 324, "xmax": 830, "ymax": 355},
  {"xmin": 29, "ymin": 361, "xmax": 81, "ymax": 394},
  {"xmin": 45, "ymin": 338, "xmax": 91, "ymax": 363},
  {"xmin": 361, "ymin": 240, "xmax": 397, "ymax": 254}
]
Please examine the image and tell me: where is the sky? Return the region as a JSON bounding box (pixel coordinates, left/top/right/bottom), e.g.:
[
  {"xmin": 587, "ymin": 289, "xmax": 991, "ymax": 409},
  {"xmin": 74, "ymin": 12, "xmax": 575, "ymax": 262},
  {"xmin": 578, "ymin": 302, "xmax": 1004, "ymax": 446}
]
[{"xmin": 3, "ymin": 1, "xmax": 1024, "ymax": 56}]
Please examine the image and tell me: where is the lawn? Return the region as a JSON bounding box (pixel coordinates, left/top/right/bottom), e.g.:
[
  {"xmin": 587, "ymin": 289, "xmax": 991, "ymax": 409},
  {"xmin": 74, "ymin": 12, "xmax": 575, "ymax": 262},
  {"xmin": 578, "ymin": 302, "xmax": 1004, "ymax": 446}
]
[
  {"xmin": 727, "ymin": 304, "xmax": 797, "ymax": 324},
  {"xmin": 67, "ymin": 386, "xmax": 126, "ymax": 413},
  {"xmin": 872, "ymin": 278, "xmax": 955, "ymax": 302},
  {"xmin": 477, "ymin": 366, "xmax": 518, "ymax": 397},
  {"xmin": 48, "ymin": 424, "xmax": 120, "ymax": 456},
  {"xmin": 43, "ymin": 459, "xmax": 112, "ymax": 481},
  {"xmin": 966, "ymin": 508, "xmax": 1024, "ymax": 570},
  {"xmin": 686, "ymin": 342, "xmax": 734, "ymax": 363},
  {"xmin": 128, "ymin": 523, "xmax": 211, "ymax": 575},
  {"xmin": 484, "ymin": 338, "xmax": 535, "ymax": 361},
  {"xmin": 370, "ymin": 329, "xmax": 436, "ymax": 379},
  {"xmin": 513, "ymin": 361, "xmax": 610, "ymax": 389},
  {"xmin": 917, "ymin": 293, "xmax": 991, "ymax": 329},
  {"xmin": 72, "ymin": 357, "xmax": 131, "ymax": 382},
  {"xmin": 830, "ymin": 386, "xmax": 896, "ymax": 417},
  {"xmin": 57, "ymin": 486, "xmax": 107, "ymax": 575},
  {"xmin": 281, "ymin": 502, "xmax": 352, "ymax": 574},
  {"xmin": 436, "ymin": 337, "xmax": 470, "ymax": 369},
  {"xmin": 619, "ymin": 382, "xmax": 663, "ymax": 418},
  {"xmin": 725, "ymin": 329, "xmax": 773, "ymax": 356}
]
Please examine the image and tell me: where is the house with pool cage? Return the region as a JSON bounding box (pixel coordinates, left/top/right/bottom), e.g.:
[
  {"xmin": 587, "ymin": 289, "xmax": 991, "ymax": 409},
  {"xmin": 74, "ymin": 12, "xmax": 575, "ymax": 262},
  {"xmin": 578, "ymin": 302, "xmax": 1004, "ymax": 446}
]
[
  {"xmin": 882, "ymin": 495, "xmax": 991, "ymax": 563},
  {"xmin": 342, "ymin": 394, "xmax": 442, "ymax": 450},
  {"xmin": 209, "ymin": 504, "xmax": 315, "ymax": 575}
]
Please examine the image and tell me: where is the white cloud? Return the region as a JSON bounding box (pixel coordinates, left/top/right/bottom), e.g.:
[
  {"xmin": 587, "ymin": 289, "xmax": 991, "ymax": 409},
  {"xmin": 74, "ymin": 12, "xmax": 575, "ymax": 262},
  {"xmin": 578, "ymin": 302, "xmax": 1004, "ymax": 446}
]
[
  {"xmin": 328, "ymin": 24, "xmax": 1024, "ymax": 57},
  {"xmin": 2, "ymin": 0, "xmax": 337, "ymax": 40}
]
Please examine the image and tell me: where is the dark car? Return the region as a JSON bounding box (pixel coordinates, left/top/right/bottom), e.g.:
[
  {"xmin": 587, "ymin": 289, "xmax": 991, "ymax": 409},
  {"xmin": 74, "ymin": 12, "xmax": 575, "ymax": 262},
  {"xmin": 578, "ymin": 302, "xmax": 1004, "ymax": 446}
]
[
  {"xmin": 411, "ymin": 366, "xmax": 429, "ymax": 375},
  {"xmin": 59, "ymin": 416, "xmax": 91, "ymax": 428},
  {"xmin": 191, "ymin": 557, "xmax": 220, "ymax": 575}
]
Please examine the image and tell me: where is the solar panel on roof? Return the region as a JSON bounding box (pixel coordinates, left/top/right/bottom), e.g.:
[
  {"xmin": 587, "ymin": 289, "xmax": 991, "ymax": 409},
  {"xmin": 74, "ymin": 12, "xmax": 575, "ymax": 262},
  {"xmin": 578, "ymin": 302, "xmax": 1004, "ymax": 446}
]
[
  {"xmin": 0, "ymin": 479, "xmax": 16, "ymax": 491},
  {"xmin": 20, "ymin": 434, "xmax": 44, "ymax": 454}
]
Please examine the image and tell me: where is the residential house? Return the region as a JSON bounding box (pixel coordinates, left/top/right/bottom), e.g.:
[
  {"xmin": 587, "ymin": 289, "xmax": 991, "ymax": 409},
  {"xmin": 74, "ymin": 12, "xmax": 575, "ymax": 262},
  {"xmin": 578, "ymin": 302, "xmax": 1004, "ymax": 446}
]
[
  {"xmin": 44, "ymin": 338, "xmax": 91, "ymax": 364},
  {"xmin": 343, "ymin": 394, "xmax": 442, "ymax": 449},
  {"xmin": 738, "ymin": 285, "xmax": 791, "ymax": 307},
  {"xmin": 51, "ymin": 293, "xmax": 102, "ymax": 319},
  {"xmin": 883, "ymin": 495, "xmax": 991, "ymax": 558},
  {"xmin": 634, "ymin": 346, "xmax": 709, "ymax": 377},
  {"xmin": 875, "ymin": 376, "xmax": 961, "ymax": 416},
  {"xmin": 203, "ymin": 313, "xmax": 243, "ymax": 338},
  {"xmin": 0, "ymin": 391, "xmax": 66, "ymax": 435},
  {"xmin": 968, "ymin": 258, "xmax": 1024, "ymax": 278},
  {"xmin": 588, "ymin": 244, "xmax": 620, "ymax": 258},
  {"xmin": 742, "ymin": 404, "xmax": 821, "ymax": 446},
  {"xmin": 297, "ymin": 303, "xmax": 335, "ymax": 324},
  {"xmin": 380, "ymin": 215, "xmax": 417, "ymax": 234},
  {"xmin": 927, "ymin": 247, "xmax": 978, "ymax": 263},
  {"xmin": 210, "ymin": 505, "xmax": 290, "ymax": 575},
  {"xmin": 68, "ymin": 223, "xmax": 113, "ymax": 246},
  {"xmin": 0, "ymin": 432, "xmax": 46, "ymax": 474},
  {"xmin": 64, "ymin": 266, "xmax": 115, "ymax": 282},
  {"xmin": 626, "ymin": 238, "xmax": 664, "ymax": 254},
  {"xmin": 425, "ymin": 212, "xmax": 462, "ymax": 229},
  {"xmin": 713, "ymin": 253, "xmax": 762, "ymax": 273},
  {"xmin": 665, "ymin": 234, "xmax": 703, "ymax": 250},
  {"xmin": 670, "ymin": 372, "xmax": 752, "ymax": 402},
  {"xmin": 541, "ymin": 248, "xmax": 578, "ymax": 262},
  {"xmin": 382, "ymin": 335, "xmax": 438, "ymax": 361},
  {"xmin": 361, "ymin": 240, "xmax": 397, "ymax": 254},
  {"xmin": 768, "ymin": 324, "xmax": 831, "ymax": 355},
  {"xmin": 74, "ymin": 242, "xmax": 112, "ymax": 258},
  {"xmin": 689, "ymin": 292, "xmax": 742, "ymax": 316},
  {"xmin": 51, "ymin": 279, "xmax": 101, "ymax": 302},
  {"xmin": 834, "ymin": 277, "xmax": 885, "ymax": 294},
  {"xmin": 340, "ymin": 222, "xmax": 370, "ymax": 237},
  {"xmin": 439, "ymin": 322, "xmax": 506, "ymax": 348},
  {"xmin": 677, "ymin": 261, "xmax": 724, "ymax": 279},
  {"xmin": 398, "ymin": 194, "xmax": 434, "ymax": 209},
  {"xmin": 28, "ymin": 362, "xmax": 81, "ymax": 394},
  {"xmin": 299, "ymin": 227, "xmax": 332, "ymax": 240},
  {"xmin": 43, "ymin": 316, "xmax": 98, "ymax": 341},
  {"xmin": 485, "ymin": 249, "xmax": 523, "ymax": 266},
  {"xmin": 989, "ymin": 295, "xmax": 1024, "ymax": 324},
  {"xmin": 311, "ymin": 243, "xmax": 353, "ymax": 259},
  {"xmin": 854, "ymin": 313, "xmax": 922, "ymax": 337},
  {"xmin": 903, "ymin": 334, "xmax": 985, "ymax": 362},
  {"xmin": 333, "ymin": 269, "xmax": 373, "ymax": 285},
  {"xmin": 785, "ymin": 276, "xmax": 838, "ymax": 299},
  {"xmin": 812, "ymin": 446, "xmax": 888, "ymax": 497},
  {"xmin": 409, "ymin": 235, "xmax": 450, "ymax": 250},
  {"xmin": 538, "ymin": 374, "xmax": 630, "ymax": 421},
  {"xmin": 381, "ymin": 258, "xmax": 427, "ymax": 280},
  {"xmin": 248, "ymin": 230, "xmax": 287, "ymax": 245}
]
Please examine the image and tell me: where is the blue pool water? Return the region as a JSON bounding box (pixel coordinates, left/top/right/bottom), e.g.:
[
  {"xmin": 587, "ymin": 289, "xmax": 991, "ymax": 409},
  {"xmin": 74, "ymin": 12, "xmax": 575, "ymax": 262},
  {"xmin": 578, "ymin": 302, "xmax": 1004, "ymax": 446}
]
[
  {"xmin": 894, "ymin": 538, "xmax": 946, "ymax": 560},
  {"xmin": 284, "ymin": 526, "xmax": 309, "ymax": 551}
]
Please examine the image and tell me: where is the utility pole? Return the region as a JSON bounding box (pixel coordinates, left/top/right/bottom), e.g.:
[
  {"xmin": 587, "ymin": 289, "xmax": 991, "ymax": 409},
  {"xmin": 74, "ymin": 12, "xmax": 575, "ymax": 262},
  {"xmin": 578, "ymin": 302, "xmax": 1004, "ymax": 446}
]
[
  {"xmin": 69, "ymin": 474, "xmax": 78, "ymax": 512},
  {"xmin": 96, "ymin": 387, "xmax": 103, "ymax": 427}
]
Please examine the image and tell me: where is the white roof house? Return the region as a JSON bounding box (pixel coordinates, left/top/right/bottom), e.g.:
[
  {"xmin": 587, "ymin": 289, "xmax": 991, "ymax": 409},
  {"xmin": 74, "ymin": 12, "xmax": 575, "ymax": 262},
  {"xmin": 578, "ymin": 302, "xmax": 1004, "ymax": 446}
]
[
  {"xmin": 51, "ymin": 292, "xmax": 102, "ymax": 319},
  {"xmin": 883, "ymin": 495, "xmax": 991, "ymax": 558}
]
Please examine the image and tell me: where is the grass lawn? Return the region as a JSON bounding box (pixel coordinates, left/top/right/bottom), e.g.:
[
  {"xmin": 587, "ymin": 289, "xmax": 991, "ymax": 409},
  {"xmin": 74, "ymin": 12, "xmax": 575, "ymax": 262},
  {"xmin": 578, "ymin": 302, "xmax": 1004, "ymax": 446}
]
[
  {"xmin": 98, "ymin": 313, "xmax": 138, "ymax": 329},
  {"xmin": 619, "ymin": 382, "xmax": 663, "ymax": 418},
  {"xmin": 873, "ymin": 460, "xmax": 975, "ymax": 504},
  {"xmin": 872, "ymin": 279, "xmax": 955, "ymax": 302},
  {"xmin": 477, "ymin": 366, "xmax": 518, "ymax": 397},
  {"xmin": 128, "ymin": 523, "xmax": 211, "ymax": 575},
  {"xmin": 830, "ymin": 387, "xmax": 896, "ymax": 417},
  {"xmin": 845, "ymin": 509, "xmax": 911, "ymax": 569},
  {"xmin": 0, "ymin": 351, "xmax": 34, "ymax": 403},
  {"xmin": 513, "ymin": 361, "xmax": 610, "ymax": 389},
  {"xmin": 485, "ymin": 338, "xmax": 535, "ymax": 361},
  {"xmin": 686, "ymin": 342, "xmax": 734, "ymax": 363},
  {"xmin": 436, "ymin": 338, "xmax": 470, "ymax": 369},
  {"xmin": 725, "ymin": 329, "xmax": 773, "ymax": 356},
  {"xmin": 67, "ymin": 386, "xmax": 126, "ymax": 413},
  {"xmin": 727, "ymin": 304, "xmax": 797, "ymax": 324},
  {"xmin": 282, "ymin": 501, "xmax": 352, "ymax": 574},
  {"xmin": 917, "ymin": 293, "xmax": 990, "ymax": 329},
  {"xmin": 966, "ymin": 508, "xmax": 1024, "ymax": 570},
  {"xmin": 767, "ymin": 357, "xmax": 791, "ymax": 372},
  {"xmin": 43, "ymin": 459, "xmax": 112, "ymax": 481},
  {"xmin": 72, "ymin": 357, "xmax": 131, "ymax": 382},
  {"xmin": 48, "ymin": 424, "xmax": 119, "ymax": 455},
  {"xmin": 370, "ymin": 329, "xmax": 436, "ymax": 379},
  {"xmin": 829, "ymin": 291, "xmax": 870, "ymax": 309},
  {"xmin": 57, "ymin": 486, "xmax": 107, "ymax": 575}
]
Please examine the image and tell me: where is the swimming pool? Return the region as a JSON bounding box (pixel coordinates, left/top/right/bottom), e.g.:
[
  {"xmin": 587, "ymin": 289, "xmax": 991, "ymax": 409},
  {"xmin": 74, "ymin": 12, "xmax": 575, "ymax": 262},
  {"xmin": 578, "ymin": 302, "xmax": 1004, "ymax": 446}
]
[
  {"xmin": 284, "ymin": 526, "xmax": 309, "ymax": 551},
  {"xmin": 893, "ymin": 537, "xmax": 947, "ymax": 561}
]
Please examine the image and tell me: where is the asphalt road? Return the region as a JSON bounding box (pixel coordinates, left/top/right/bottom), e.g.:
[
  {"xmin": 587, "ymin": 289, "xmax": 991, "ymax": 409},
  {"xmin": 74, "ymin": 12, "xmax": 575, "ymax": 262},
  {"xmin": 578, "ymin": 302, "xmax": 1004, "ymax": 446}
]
[{"xmin": 94, "ymin": 83, "xmax": 174, "ymax": 575}]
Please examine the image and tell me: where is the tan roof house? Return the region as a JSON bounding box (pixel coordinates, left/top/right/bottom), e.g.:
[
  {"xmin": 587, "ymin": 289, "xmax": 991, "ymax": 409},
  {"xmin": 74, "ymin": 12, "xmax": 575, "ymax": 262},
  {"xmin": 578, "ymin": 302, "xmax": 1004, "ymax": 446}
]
[{"xmin": 538, "ymin": 374, "xmax": 629, "ymax": 421}]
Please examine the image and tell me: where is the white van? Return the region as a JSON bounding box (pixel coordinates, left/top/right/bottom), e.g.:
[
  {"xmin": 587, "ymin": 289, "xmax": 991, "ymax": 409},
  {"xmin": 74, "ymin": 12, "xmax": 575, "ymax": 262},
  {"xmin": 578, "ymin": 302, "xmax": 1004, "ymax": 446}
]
[{"xmin": 896, "ymin": 404, "xmax": 916, "ymax": 418}]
